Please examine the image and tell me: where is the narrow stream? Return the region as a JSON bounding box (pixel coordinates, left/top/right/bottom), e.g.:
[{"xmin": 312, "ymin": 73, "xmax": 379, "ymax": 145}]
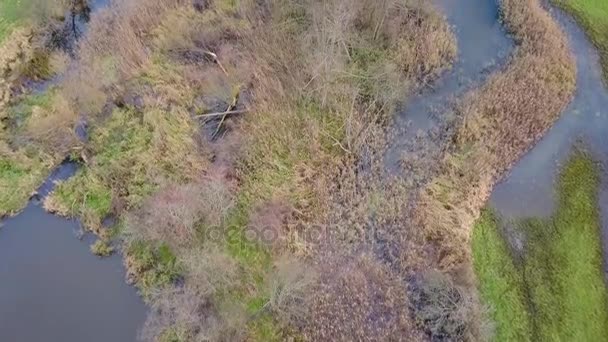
[
  {"xmin": 0, "ymin": 1, "xmax": 146, "ymax": 341},
  {"xmin": 489, "ymin": 4, "xmax": 608, "ymax": 270},
  {"xmin": 384, "ymin": 0, "xmax": 513, "ymax": 171}
]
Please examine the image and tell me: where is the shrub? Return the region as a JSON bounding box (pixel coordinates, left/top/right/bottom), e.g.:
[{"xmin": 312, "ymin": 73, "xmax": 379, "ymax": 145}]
[
  {"xmin": 141, "ymin": 285, "xmax": 248, "ymax": 342},
  {"xmin": 181, "ymin": 246, "xmax": 239, "ymax": 297},
  {"xmin": 126, "ymin": 180, "xmax": 233, "ymax": 249},
  {"xmin": 265, "ymin": 255, "xmax": 316, "ymax": 327},
  {"xmin": 410, "ymin": 271, "xmax": 481, "ymax": 341},
  {"xmin": 90, "ymin": 239, "xmax": 114, "ymax": 257}
]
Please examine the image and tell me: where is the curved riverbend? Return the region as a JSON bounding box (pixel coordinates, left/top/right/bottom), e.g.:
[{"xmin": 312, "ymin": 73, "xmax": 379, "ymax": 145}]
[
  {"xmin": 0, "ymin": 163, "xmax": 147, "ymax": 341},
  {"xmin": 385, "ymin": 0, "xmax": 513, "ymax": 170},
  {"xmin": 489, "ymin": 3, "xmax": 608, "ymax": 268}
]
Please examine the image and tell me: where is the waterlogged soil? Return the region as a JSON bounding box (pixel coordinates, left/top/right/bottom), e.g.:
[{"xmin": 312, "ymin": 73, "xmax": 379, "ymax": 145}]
[
  {"xmin": 489, "ymin": 4, "xmax": 608, "ymax": 269},
  {"xmin": 385, "ymin": 0, "xmax": 513, "ymax": 171}
]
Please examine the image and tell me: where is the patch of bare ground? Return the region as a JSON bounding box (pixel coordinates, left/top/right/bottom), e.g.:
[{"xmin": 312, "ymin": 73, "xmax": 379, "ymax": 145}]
[{"xmin": 408, "ymin": 0, "xmax": 576, "ymax": 338}]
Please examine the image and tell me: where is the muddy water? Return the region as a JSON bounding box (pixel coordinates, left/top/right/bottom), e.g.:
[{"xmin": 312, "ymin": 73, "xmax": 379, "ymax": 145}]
[
  {"xmin": 385, "ymin": 0, "xmax": 513, "ymax": 170},
  {"xmin": 0, "ymin": 163, "xmax": 147, "ymax": 341},
  {"xmin": 489, "ymin": 3, "xmax": 608, "ymax": 267}
]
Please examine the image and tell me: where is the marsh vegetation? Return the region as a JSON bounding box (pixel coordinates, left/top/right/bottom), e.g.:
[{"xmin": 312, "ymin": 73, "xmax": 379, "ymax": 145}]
[{"xmin": 2, "ymin": 0, "xmax": 607, "ymax": 340}]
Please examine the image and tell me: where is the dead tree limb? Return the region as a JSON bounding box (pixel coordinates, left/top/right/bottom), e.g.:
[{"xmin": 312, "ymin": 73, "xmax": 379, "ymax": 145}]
[
  {"xmin": 196, "ymin": 109, "xmax": 248, "ymax": 118},
  {"xmin": 203, "ymin": 51, "xmax": 228, "ymax": 75}
]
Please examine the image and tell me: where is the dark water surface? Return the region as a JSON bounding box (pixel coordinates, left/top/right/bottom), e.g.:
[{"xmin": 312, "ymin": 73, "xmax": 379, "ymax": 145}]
[
  {"xmin": 385, "ymin": 0, "xmax": 513, "ymax": 170},
  {"xmin": 0, "ymin": 163, "xmax": 147, "ymax": 342}
]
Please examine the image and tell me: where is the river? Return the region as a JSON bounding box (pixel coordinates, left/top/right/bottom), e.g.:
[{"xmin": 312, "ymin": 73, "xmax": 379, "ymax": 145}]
[{"xmin": 490, "ymin": 3, "xmax": 608, "ymax": 271}]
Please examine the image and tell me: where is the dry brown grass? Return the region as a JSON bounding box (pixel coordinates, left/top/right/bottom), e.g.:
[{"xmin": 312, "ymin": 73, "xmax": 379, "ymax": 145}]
[
  {"xmin": 23, "ymin": 93, "xmax": 80, "ymax": 156},
  {"xmin": 0, "ymin": 28, "xmax": 33, "ymax": 109}
]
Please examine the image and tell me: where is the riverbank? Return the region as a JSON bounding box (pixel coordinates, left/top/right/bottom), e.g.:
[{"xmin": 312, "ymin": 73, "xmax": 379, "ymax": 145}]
[
  {"xmin": 0, "ymin": 0, "xmax": 92, "ymax": 217},
  {"xmin": 473, "ymin": 153, "xmax": 608, "ymax": 341}
]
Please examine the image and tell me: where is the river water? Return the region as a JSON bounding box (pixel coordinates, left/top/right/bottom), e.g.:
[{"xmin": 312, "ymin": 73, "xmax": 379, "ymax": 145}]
[
  {"xmin": 0, "ymin": 162, "xmax": 147, "ymax": 341},
  {"xmin": 489, "ymin": 4, "xmax": 608, "ymax": 269},
  {"xmin": 0, "ymin": 1, "xmax": 147, "ymax": 341}
]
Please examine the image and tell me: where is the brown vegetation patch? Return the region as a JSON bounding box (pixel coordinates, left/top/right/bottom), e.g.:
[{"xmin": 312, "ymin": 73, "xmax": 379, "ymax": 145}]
[
  {"xmin": 247, "ymin": 199, "xmax": 293, "ymax": 250},
  {"xmin": 304, "ymin": 252, "xmax": 419, "ymax": 341}
]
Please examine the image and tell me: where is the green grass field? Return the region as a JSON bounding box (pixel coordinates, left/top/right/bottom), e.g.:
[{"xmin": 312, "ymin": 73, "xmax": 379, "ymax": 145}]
[
  {"xmin": 553, "ymin": 0, "xmax": 608, "ymax": 80},
  {"xmin": 472, "ymin": 153, "xmax": 608, "ymax": 341}
]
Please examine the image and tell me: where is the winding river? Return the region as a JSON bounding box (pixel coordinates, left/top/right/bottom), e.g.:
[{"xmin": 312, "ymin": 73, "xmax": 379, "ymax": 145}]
[
  {"xmin": 490, "ymin": 4, "xmax": 608, "ymax": 270},
  {"xmin": 385, "ymin": 0, "xmax": 513, "ymax": 171}
]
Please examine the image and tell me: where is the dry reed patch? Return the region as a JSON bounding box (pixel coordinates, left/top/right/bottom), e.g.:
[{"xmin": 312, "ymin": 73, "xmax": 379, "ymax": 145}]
[{"xmin": 304, "ymin": 252, "xmax": 418, "ymax": 341}]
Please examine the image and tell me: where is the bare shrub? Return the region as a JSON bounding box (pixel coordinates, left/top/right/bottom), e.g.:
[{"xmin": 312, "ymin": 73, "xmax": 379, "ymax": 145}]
[
  {"xmin": 126, "ymin": 180, "xmax": 233, "ymax": 249},
  {"xmin": 265, "ymin": 255, "xmax": 317, "ymax": 327},
  {"xmin": 141, "ymin": 285, "xmax": 248, "ymax": 342},
  {"xmin": 410, "ymin": 271, "xmax": 484, "ymax": 341},
  {"xmin": 64, "ymin": 0, "xmax": 189, "ymax": 115},
  {"xmin": 247, "ymin": 199, "xmax": 292, "ymax": 250},
  {"xmin": 181, "ymin": 246, "xmax": 239, "ymax": 297}
]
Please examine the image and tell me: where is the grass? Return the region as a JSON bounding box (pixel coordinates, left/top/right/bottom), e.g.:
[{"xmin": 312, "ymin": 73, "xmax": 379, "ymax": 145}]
[
  {"xmin": 553, "ymin": 0, "xmax": 608, "ymax": 81},
  {"xmin": 0, "ymin": 155, "xmax": 49, "ymax": 216},
  {"xmin": 126, "ymin": 241, "xmax": 182, "ymax": 297},
  {"xmin": 472, "ymin": 153, "xmax": 608, "ymax": 341},
  {"xmin": 0, "ymin": 0, "xmax": 25, "ymax": 43},
  {"xmin": 0, "ymin": 89, "xmax": 61, "ymax": 216},
  {"xmin": 472, "ymin": 210, "xmax": 531, "ymax": 341},
  {"xmin": 46, "ymin": 106, "xmax": 205, "ymax": 229}
]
